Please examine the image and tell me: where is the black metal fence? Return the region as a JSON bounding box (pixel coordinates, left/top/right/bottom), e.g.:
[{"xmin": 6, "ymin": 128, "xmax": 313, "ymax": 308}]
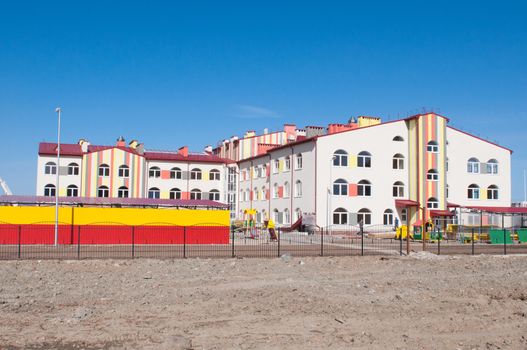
[{"xmin": 1, "ymin": 222, "xmax": 526, "ymax": 260}]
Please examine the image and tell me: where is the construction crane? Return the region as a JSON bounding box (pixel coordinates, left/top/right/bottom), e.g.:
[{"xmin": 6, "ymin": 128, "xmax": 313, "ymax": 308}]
[{"xmin": 0, "ymin": 177, "xmax": 13, "ymax": 195}]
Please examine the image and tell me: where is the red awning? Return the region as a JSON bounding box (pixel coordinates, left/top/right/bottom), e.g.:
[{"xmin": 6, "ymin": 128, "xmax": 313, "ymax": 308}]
[
  {"xmin": 395, "ymin": 199, "xmax": 419, "ymax": 207},
  {"xmin": 447, "ymin": 202, "xmax": 460, "ymax": 208},
  {"xmin": 429, "ymin": 210, "xmax": 455, "ymax": 217},
  {"xmin": 463, "ymin": 206, "xmax": 527, "ymax": 214}
]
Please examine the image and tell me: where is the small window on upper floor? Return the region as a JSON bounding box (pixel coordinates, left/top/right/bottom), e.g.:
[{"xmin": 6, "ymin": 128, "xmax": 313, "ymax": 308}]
[
  {"xmin": 170, "ymin": 167, "xmax": 182, "ymax": 179},
  {"xmin": 44, "ymin": 184, "xmax": 56, "ymax": 197},
  {"xmin": 118, "ymin": 186, "xmax": 129, "ymax": 198},
  {"xmin": 45, "ymin": 162, "xmax": 57, "ymax": 175},
  {"xmin": 149, "ymin": 166, "xmax": 161, "ymax": 178},
  {"xmin": 148, "ymin": 187, "xmax": 160, "ymax": 199},
  {"xmin": 67, "ymin": 185, "xmax": 78, "ymax": 197},
  {"xmin": 67, "ymin": 163, "xmax": 79, "ymax": 176},
  {"xmin": 427, "ymin": 141, "xmax": 439, "ymax": 153},
  {"xmin": 272, "ymin": 159, "xmax": 280, "ymax": 174},
  {"xmin": 190, "ymin": 168, "xmax": 202, "ymax": 180},
  {"xmin": 357, "ymin": 151, "xmax": 372, "ymax": 168},
  {"xmin": 487, "ymin": 185, "xmax": 499, "ymax": 200},
  {"xmin": 118, "ymin": 165, "xmax": 129, "ymax": 178},
  {"xmin": 97, "ymin": 185, "xmax": 109, "ymax": 198},
  {"xmin": 467, "ymin": 184, "xmax": 480, "ymax": 199},
  {"xmin": 209, "ymin": 169, "xmax": 220, "ymax": 181},
  {"xmin": 295, "ymin": 154, "xmax": 303, "ymax": 170},
  {"xmin": 284, "ymin": 156, "xmax": 291, "ymax": 171},
  {"xmin": 487, "ymin": 159, "xmax": 498, "ymax": 174},
  {"xmin": 98, "ymin": 164, "xmax": 110, "ymax": 177},
  {"xmin": 427, "ymin": 169, "xmax": 439, "ymax": 181},
  {"xmin": 333, "ymin": 150, "xmax": 348, "ymax": 167},
  {"xmin": 392, "ymin": 154, "xmax": 404, "ymax": 170},
  {"xmin": 467, "ymin": 158, "xmax": 480, "ymax": 173},
  {"xmin": 393, "ymin": 136, "xmax": 404, "ymax": 141},
  {"xmin": 427, "ymin": 197, "xmax": 439, "ymax": 209}
]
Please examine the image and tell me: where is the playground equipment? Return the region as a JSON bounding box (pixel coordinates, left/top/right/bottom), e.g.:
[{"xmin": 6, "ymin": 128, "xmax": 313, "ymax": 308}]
[{"xmin": 0, "ymin": 177, "xmax": 12, "ymax": 195}]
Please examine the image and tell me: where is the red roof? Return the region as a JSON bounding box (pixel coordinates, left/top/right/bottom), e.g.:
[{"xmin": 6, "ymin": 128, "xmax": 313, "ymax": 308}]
[
  {"xmin": 144, "ymin": 151, "xmax": 233, "ymax": 164},
  {"xmin": 395, "ymin": 199, "xmax": 420, "ymax": 207},
  {"xmin": 429, "ymin": 210, "xmax": 455, "ymax": 217}
]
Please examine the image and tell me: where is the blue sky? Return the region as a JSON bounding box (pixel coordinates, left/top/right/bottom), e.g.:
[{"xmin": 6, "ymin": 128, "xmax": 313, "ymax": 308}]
[{"xmin": 1, "ymin": 0, "xmax": 526, "ymax": 200}]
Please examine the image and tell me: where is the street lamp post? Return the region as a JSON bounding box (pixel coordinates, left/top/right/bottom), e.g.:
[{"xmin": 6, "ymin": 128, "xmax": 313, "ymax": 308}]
[{"xmin": 54, "ymin": 107, "xmax": 61, "ymax": 246}]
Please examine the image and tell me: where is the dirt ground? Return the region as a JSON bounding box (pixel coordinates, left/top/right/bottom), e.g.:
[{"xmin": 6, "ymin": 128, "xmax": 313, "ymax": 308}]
[{"xmin": 1, "ymin": 254, "xmax": 526, "ymax": 350}]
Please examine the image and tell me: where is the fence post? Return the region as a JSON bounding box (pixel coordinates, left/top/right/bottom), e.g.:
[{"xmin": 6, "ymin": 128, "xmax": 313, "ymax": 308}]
[
  {"xmin": 471, "ymin": 228, "xmax": 475, "ymax": 255},
  {"xmin": 77, "ymin": 226, "xmax": 81, "ymax": 260},
  {"xmin": 278, "ymin": 228, "xmax": 281, "ymax": 257},
  {"xmin": 502, "ymin": 213, "xmax": 506, "ymax": 256},
  {"xmin": 183, "ymin": 227, "xmax": 187, "ymax": 258},
  {"xmin": 360, "ymin": 224, "xmax": 364, "ymax": 256},
  {"xmin": 437, "ymin": 229, "xmax": 440, "ymax": 255},
  {"xmin": 320, "ymin": 228, "xmax": 324, "ymax": 257},
  {"xmin": 399, "ymin": 231, "xmax": 402, "ymax": 256},
  {"xmin": 231, "ymin": 225, "xmax": 235, "ymax": 258},
  {"xmin": 131, "ymin": 226, "xmax": 135, "ymax": 259},
  {"xmin": 17, "ymin": 225, "xmax": 21, "ymax": 259}
]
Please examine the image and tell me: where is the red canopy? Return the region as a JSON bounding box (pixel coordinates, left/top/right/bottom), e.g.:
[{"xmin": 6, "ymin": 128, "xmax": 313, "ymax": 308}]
[
  {"xmin": 429, "ymin": 210, "xmax": 455, "ymax": 217},
  {"xmin": 463, "ymin": 206, "xmax": 527, "ymax": 214},
  {"xmin": 395, "ymin": 199, "xmax": 419, "ymax": 207}
]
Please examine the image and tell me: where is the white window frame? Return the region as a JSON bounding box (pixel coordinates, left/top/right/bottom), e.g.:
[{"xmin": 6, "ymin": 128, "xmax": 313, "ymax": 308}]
[
  {"xmin": 45, "ymin": 162, "xmax": 57, "ymax": 175},
  {"xmin": 118, "ymin": 165, "xmax": 130, "ymax": 178},
  {"xmin": 117, "ymin": 186, "xmax": 129, "ymax": 198},
  {"xmin": 67, "ymin": 185, "xmax": 78, "ymax": 197},
  {"xmin": 98, "ymin": 164, "xmax": 110, "ymax": 177}
]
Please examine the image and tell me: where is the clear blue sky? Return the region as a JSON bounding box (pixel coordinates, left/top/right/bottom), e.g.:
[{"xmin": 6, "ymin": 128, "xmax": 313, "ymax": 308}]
[{"xmin": 1, "ymin": 0, "xmax": 526, "ymax": 200}]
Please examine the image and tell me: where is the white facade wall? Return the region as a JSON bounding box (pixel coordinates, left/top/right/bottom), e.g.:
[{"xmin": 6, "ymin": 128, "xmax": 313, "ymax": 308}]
[
  {"xmin": 316, "ymin": 121, "xmax": 410, "ymax": 228},
  {"xmin": 36, "ymin": 155, "xmax": 83, "ymax": 196}
]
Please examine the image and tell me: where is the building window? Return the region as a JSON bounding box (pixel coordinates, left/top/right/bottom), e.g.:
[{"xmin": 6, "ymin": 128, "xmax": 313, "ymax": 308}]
[
  {"xmin": 44, "ymin": 162, "xmax": 57, "ymax": 175},
  {"xmin": 357, "ymin": 151, "xmax": 372, "ymax": 168},
  {"xmin": 148, "ymin": 187, "xmax": 160, "ymax": 199},
  {"xmin": 149, "ymin": 166, "xmax": 161, "ymax": 178},
  {"xmin": 358, "ymin": 208, "xmax": 372, "ymax": 225},
  {"xmin": 295, "ymin": 180, "xmax": 302, "ymax": 197},
  {"xmin": 190, "ymin": 168, "xmax": 202, "ymax": 180},
  {"xmin": 117, "ymin": 186, "xmax": 129, "ymax": 198},
  {"xmin": 67, "ymin": 185, "xmax": 78, "ymax": 197},
  {"xmin": 44, "ymin": 184, "xmax": 56, "ymax": 197},
  {"xmin": 333, "ymin": 179, "xmax": 348, "ymax": 196},
  {"xmin": 427, "ymin": 141, "xmax": 439, "ymax": 153},
  {"xmin": 118, "ymin": 165, "xmax": 129, "ymax": 178},
  {"xmin": 427, "ymin": 197, "xmax": 439, "ymax": 209},
  {"xmin": 170, "ymin": 167, "xmax": 182, "ymax": 179},
  {"xmin": 401, "ymin": 209, "xmax": 407, "ymax": 223},
  {"xmin": 255, "ymin": 166, "xmax": 262, "ymax": 178},
  {"xmin": 383, "ymin": 209, "xmax": 394, "ymax": 226},
  {"xmin": 487, "ymin": 159, "xmax": 498, "ymax": 174},
  {"xmin": 273, "ymin": 209, "xmax": 282, "ymax": 224},
  {"xmin": 273, "ymin": 159, "xmax": 280, "ymax": 174},
  {"xmin": 284, "ymin": 182, "xmax": 290, "ymax": 198},
  {"xmin": 357, "ymin": 180, "xmax": 371, "ymax": 197},
  {"xmin": 284, "ymin": 208, "xmax": 290, "ymax": 224},
  {"xmin": 392, "ymin": 154, "xmax": 404, "ymax": 169},
  {"xmin": 446, "ymin": 184, "xmax": 449, "ymax": 199},
  {"xmin": 296, "ymin": 154, "xmax": 303, "ymax": 169},
  {"xmin": 468, "ymin": 184, "xmax": 480, "ymax": 199},
  {"xmin": 67, "ymin": 163, "xmax": 79, "ymax": 175},
  {"xmin": 392, "ymin": 181, "xmax": 404, "ymax": 197},
  {"xmin": 393, "ymin": 136, "xmax": 404, "ymax": 141},
  {"xmin": 295, "ymin": 208, "xmax": 302, "ymax": 222},
  {"xmin": 169, "ymin": 188, "xmax": 181, "ymax": 199},
  {"xmin": 284, "ymin": 156, "xmax": 291, "ymax": 171},
  {"xmin": 427, "ymin": 169, "xmax": 439, "ymax": 181},
  {"xmin": 209, "ymin": 189, "xmax": 220, "ymax": 201},
  {"xmin": 273, "ymin": 183, "xmax": 279, "ymax": 199},
  {"xmin": 209, "ymin": 169, "xmax": 220, "ymax": 180},
  {"xmin": 98, "ymin": 164, "xmax": 110, "ymax": 177},
  {"xmin": 333, "ymin": 150, "xmax": 348, "ymax": 167},
  {"xmin": 446, "ymin": 158, "xmax": 449, "ymax": 172},
  {"xmin": 333, "ymin": 208, "xmax": 348, "ymax": 225},
  {"xmin": 487, "ymin": 185, "xmax": 499, "ymax": 200},
  {"xmin": 467, "ymin": 158, "xmax": 480, "ymax": 173},
  {"xmin": 97, "ymin": 186, "xmax": 109, "ymax": 198}
]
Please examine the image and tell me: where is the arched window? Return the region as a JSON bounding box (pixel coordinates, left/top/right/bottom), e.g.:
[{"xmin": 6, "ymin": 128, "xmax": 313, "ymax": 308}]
[
  {"xmin": 255, "ymin": 166, "xmax": 262, "ymax": 178},
  {"xmin": 118, "ymin": 165, "xmax": 129, "ymax": 178},
  {"xmin": 383, "ymin": 209, "xmax": 394, "ymax": 226},
  {"xmin": 468, "ymin": 184, "xmax": 480, "ymax": 199},
  {"xmin": 261, "ymin": 186, "xmax": 267, "ymax": 201},
  {"xmin": 427, "ymin": 169, "xmax": 439, "ymax": 181},
  {"xmin": 284, "ymin": 182, "xmax": 290, "ymax": 198},
  {"xmin": 333, "ymin": 150, "xmax": 348, "ymax": 167},
  {"xmin": 295, "ymin": 154, "xmax": 303, "ymax": 169},
  {"xmin": 392, "ymin": 154, "xmax": 404, "ymax": 169},
  {"xmin": 169, "ymin": 188, "xmax": 181, "ymax": 199},
  {"xmin": 209, "ymin": 169, "xmax": 220, "ymax": 180},
  {"xmin": 97, "ymin": 185, "xmax": 109, "ymax": 198},
  {"xmin": 358, "ymin": 180, "xmax": 371, "ymax": 196},
  {"xmin": 284, "ymin": 208, "xmax": 290, "ymax": 224},
  {"xmin": 487, "ymin": 159, "xmax": 498, "ymax": 174},
  {"xmin": 333, "ymin": 208, "xmax": 348, "ymax": 225},
  {"xmin": 467, "ymin": 158, "xmax": 480, "ymax": 173},
  {"xmin": 44, "ymin": 162, "xmax": 57, "ymax": 175},
  {"xmin": 393, "ymin": 136, "xmax": 404, "ymax": 141},
  {"xmin": 253, "ymin": 187, "xmax": 259, "ymax": 201},
  {"xmin": 67, "ymin": 162, "xmax": 79, "ymax": 175},
  {"xmin": 295, "ymin": 208, "xmax": 302, "ymax": 221},
  {"xmin": 284, "ymin": 156, "xmax": 291, "ymax": 171},
  {"xmin": 401, "ymin": 208, "xmax": 407, "ymax": 223},
  {"xmin": 273, "ymin": 159, "xmax": 280, "ymax": 174},
  {"xmin": 427, "ymin": 141, "xmax": 439, "ymax": 153},
  {"xmin": 446, "ymin": 184, "xmax": 450, "ymax": 199},
  {"xmin": 295, "ymin": 180, "xmax": 302, "ymax": 197},
  {"xmin": 393, "ymin": 181, "xmax": 404, "ymax": 197},
  {"xmin": 446, "ymin": 157, "xmax": 449, "ymax": 172},
  {"xmin": 209, "ymin": 189, "xmax": 220, "ymax": 201},
  {"xmin": 487, "ymin": 185, "xmax": 499, "ymax": 200},
  {"xmin": 170, "ymin": 167, "xmax": 182, "ymax": 179},
  {"xmin": 273, "ymin": 183, "xmax": 279, "ymax": 198},
  {"xmin": 148, "ymin": 187, "xmax": 160, "ymax": 199},
  {"xmin": 44, "ymin": 184, "xmax": 56, "ymax": 196},
  {"xmin": 358, "ymin": 208, "xmax": 372, "ymax": 225},
  {"xmin": 357, "ymin": 151, "xmax": 372, "ymax": 168},
  {"xmin": 98, "ymin": 164, "xmax": 110, "ymax": 177},
  {"xmin": 427, "ymin": 197, "xmax": 439, "ymax": 209},
  {"xmin": 273, "ymin": 208, "xmax": 281, "ymax": 224},
  {"xmin": 190, "ymin": 168, "xmax": 202, "ymax": 180},
  {"xmin": 149, "ymin": 166, "xmax": 161, "ymax": 178},
  {"xmin": 117, "ymin": 186, "xmax": 129, "ymax": 198},
  {"xmin": 190, "ymin": 188, "xmax": 201, "ymax": 200},
  {"xmin": 67, "ymin": 185, "xmax": 78, "ymax": 197},
  {"xmin": 333, "ymin": 179, "xmax": 348, "ymax": 196}
]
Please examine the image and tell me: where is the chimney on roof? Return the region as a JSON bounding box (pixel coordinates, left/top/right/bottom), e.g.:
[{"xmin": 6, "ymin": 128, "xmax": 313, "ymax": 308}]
[
  {"xmin": 263, "ymin": 128, "xmax": 269, "ymax": 134},
  {"xmin": 135, "ymin": 143, "xmax": 144, "ymax": 155},
  {"xmin": 116, "ymin": 136, "xmax": 126, "ymax": 147},
  {"xmin": 178, "ymin": 146, "xmax": 188, "ymax": 157},
  {"xmin": 204, "ymin": 145, "xmax": 213, "ymax": 154},
  {"xmin": 128, "ymin": 139, "xmax": 139, "ymax": 149},
  {"xmin": 78, "ymin": 139, "xmax": 90, "ymax": 153}
]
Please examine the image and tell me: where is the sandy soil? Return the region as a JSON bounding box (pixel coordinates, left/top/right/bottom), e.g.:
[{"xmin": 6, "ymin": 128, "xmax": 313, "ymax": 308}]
[{"xmin": 1, "ymin": 253, "xmax": 526, "ymax": 350}]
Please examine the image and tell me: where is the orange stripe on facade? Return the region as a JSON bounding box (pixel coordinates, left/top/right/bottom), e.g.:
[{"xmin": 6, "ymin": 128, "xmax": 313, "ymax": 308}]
[
  {"xmin": 86, "ymin": 154, "xmax": 92, "ymax": 197},
  {"xmin": 110, "ymin": 149, "xmax": 115, "ymax": 197}
]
